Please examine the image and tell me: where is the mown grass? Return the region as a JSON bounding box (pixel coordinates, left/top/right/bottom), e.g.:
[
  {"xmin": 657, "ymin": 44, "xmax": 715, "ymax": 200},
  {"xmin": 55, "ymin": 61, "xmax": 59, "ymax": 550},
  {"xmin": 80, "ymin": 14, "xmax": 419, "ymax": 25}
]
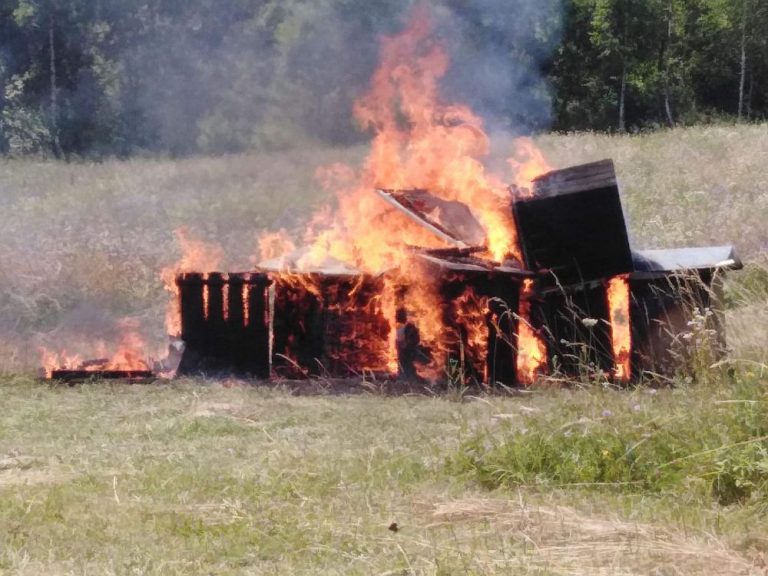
[
  {"xmin": 1, "ymin": 375, "xmax": 767, "ymax": 575},
  {"xmin": 0, "ymin": 125, "xmax": 767, "ymax": 574}
]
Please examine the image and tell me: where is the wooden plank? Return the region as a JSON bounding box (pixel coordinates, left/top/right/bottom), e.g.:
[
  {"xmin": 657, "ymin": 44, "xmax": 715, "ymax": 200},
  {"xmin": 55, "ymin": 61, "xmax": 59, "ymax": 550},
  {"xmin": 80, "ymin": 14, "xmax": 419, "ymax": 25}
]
[
  {"xmin": 531, "ymin": 159, "xmax": 617, "ymax": 198},
  {"xmin": 376, "ymin": 189, "xmax": 465, "ymax": 247},
  {"xmin": 50, "ymin": 370, "xmax": 154, "ymax": 381}
]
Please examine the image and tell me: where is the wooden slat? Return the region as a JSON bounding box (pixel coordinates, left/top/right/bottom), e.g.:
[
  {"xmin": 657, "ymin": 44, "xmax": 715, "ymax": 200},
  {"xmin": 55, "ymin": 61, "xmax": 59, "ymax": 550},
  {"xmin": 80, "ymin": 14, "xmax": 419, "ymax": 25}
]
[{"xmin": 531, "ymin": 159, "xmax": 617, "ymax": 198}]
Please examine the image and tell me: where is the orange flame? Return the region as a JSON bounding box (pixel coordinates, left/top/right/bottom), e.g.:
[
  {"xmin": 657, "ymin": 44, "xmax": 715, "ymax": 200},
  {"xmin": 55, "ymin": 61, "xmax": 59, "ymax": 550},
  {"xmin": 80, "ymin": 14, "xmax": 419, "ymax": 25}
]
[
  {"xmin": 202, "ymin": 273, "xmax": 210, "ymax": 320},
  {"xmin": 242, "ymin": 281, "xmax": 251, "ymax": 327},
  {"xmin": 160, "ymin": 228, "xmax": 224, "ymax": 337},
  {"xmin": 41, "ymin": 320, "xmax": 151, "ymax": 377},
  {"xmin": 452, "ymin": 288, "xmax": 490, "ymax": 383},
  {"xmin": 256, "ymin": 230, "xmax": 296, "ymax": 266},
  {"xmin": 268, "ymin": 7, "xmax": 551, "ymax": 276},
  {"xmin": 607, "ymin": 275, "xmax": 631, "ymax": 381},
  {"xmin": 235, "ymin": 7, "xmax": 554, "ymax": 383},
  {"xmin": 509, "ymin": 136, "xmax": 552, "ymax": 193},
  {"xmin": 516, "ymin": 279, "xmax": 547, "ymax": 384},
  {"xmin": 41, "ymin": 349, "xmax": 82, "ymax": 378}
]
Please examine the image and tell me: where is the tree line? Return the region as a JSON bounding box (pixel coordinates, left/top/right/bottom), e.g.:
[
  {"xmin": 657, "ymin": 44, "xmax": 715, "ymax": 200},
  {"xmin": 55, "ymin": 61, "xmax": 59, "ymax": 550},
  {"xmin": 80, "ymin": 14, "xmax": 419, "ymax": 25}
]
[{"xmin": 0, "ymin": 0, "xmax": 765, "ymax": 158}]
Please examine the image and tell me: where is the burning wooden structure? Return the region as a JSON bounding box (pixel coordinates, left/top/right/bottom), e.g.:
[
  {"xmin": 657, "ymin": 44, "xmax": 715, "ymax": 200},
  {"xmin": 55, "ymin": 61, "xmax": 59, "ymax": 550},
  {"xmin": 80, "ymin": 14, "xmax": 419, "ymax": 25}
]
[{"xmin": 172, "ymin": 159, "xmax": 741, "ymax": 385}]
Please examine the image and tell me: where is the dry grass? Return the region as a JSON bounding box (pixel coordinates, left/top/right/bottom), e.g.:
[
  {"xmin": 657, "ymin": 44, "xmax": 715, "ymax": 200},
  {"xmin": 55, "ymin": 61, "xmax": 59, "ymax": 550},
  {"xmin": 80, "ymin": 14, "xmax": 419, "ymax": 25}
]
[
  {"xmin": 0, "ymin": 377, "xmax": 766, "ymax": 575},
  {"xmin": 426, "ymin": 497, "xmax": 756, "ymax": 575},
  {"xmin": 0, "ymin": 126, "xmax": 766, "ymax": 573},
  {"xmin": 0, "ymin": 124, "xmax": 766, "ymax": 370}
]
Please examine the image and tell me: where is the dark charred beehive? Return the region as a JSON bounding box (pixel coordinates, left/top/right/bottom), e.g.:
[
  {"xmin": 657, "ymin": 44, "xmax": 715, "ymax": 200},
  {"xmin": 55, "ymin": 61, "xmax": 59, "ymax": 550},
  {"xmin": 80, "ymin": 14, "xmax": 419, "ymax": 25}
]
[
  {"xmin": 513, "ymin": 160, "xmax": 633, "ymax": 286},
  {"xmin": 167, "ymin": 161, "xmax": 741, "ymax": 387},
  {"xmin": 533, "ymin": 281, "xmax": 615, "ymax": 377},
  {"xmin": 176, "ymin": 272, "xmax": 271, "ymax": 377},
  {"xmin": 270, "ymin": 273, "xmax": 391, "ymax": 378},
  {"xmin": 628, "ymin": 247, "xmax": 734, "ymax": 378}
]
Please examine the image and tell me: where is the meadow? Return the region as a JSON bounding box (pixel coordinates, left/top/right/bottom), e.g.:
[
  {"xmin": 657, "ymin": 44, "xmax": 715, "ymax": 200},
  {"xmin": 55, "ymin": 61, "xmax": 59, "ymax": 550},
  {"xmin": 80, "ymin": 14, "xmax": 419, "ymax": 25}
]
[{"xmin": 0, "ymin": 124, "xmax": 767, "ymax": 574}]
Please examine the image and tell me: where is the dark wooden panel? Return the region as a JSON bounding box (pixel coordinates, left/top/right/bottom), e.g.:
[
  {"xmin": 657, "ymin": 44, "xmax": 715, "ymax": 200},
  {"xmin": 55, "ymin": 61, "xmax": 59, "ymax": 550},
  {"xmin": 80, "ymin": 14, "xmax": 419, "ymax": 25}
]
[
  {"xmin": 630, "ymin": 273, "xmax": 722, "ymax": 379},
  {"xmin": 513, "ymin": 179, "xmax": 633, "ymax": 286},
  {"xmin": 535, "ymin": 283, "xmax": 614, "ymax": 378},
  {"xmin": 176, "ymin": 272, "xmax": 271, "ymax": 378}
]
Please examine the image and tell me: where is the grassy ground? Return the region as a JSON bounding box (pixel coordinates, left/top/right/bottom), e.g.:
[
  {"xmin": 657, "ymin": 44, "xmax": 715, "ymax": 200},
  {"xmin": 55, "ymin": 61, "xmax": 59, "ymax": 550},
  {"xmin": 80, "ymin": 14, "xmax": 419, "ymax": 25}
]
[
  {"xmin": 1, "ymin": 375, "xmax": 767, "ymax": 575},
  {"xmin": 0, "ymin": 125, "xmax": 767, "ymax": 574},
  {"xmin": 1, "ymin": 124, "xmax": 766, "ymax": 369}
]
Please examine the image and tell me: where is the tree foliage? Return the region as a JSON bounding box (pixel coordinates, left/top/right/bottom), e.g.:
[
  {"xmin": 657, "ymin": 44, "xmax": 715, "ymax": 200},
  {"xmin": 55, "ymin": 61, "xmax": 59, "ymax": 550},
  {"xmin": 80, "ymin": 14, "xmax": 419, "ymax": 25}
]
[{"xmin": 0, "ymin": 0, "xmax": 765, "ymax": 157}]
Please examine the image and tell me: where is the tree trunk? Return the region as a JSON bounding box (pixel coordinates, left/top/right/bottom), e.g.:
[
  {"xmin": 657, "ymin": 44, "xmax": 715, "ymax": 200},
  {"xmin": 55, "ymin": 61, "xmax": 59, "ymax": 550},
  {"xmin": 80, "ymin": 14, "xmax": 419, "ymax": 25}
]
[
  {"xmin": 663, "ymin": 1, "xmax": 675, "ymax": 127},
  {"xmin": 618, "ymin": 63, "xmax": 626, "ymax": 133},
  {"xmin": 737, "ymin": 0, "xmax": 747, "ymax": 121},
  {"xmin": 49, "ymin": 11, "xmax": 62, "ymax": 158}
]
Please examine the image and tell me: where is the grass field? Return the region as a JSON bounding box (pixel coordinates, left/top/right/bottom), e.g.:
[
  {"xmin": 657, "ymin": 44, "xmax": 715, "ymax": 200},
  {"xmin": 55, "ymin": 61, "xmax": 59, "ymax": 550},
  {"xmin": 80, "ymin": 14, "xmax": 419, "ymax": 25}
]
[
  {"xmin": 1, "ymin": 123, "xmax": 767, "ymax": 369},
  {"xmin": 0, "ymin": 125, "xmax": 767, "ymax": 574},
  {"xmin": 1, "ymin": 375, "xmax": 768, "ymax": 575}
]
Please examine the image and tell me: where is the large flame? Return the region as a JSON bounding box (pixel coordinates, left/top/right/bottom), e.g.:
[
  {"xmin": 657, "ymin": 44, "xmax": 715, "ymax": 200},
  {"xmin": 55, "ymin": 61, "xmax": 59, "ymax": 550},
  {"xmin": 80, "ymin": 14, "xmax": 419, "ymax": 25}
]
[
  {"xmin": 257, "ymin": 8, "xmax": 553, "ymax": 382},
  {"xmin": 607, "ymin": 275, "xmax": 631, "ymax": 381},
  {"xmin": 289, "ymin": 8, "xmax": 551, "ymax": 274}
]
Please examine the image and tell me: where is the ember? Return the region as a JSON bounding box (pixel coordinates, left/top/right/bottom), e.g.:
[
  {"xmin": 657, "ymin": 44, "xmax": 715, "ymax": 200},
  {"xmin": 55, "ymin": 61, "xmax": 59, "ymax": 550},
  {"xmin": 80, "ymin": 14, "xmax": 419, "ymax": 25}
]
[
  {"xmin": 517, "ymin": 279, "xmax": 547, "ymax": 384},
  {"xmin": 607, "ymin": 275, "xmax": 632, "ymax": 381}
]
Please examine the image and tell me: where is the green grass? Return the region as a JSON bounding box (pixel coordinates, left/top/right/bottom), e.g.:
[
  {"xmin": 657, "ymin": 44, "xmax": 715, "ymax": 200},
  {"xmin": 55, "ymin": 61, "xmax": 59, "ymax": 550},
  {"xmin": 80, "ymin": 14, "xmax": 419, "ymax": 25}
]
[
  {"xmin": 0, "ymin": 125, "xmax": 767, "ymax": 573},
  {"xmin": 1, "ymin": 376, "xmax": 767, "ymax": 575},
  {"xmin": 452, "ymin": 376, "xmax": 768, "ymax": 503}
]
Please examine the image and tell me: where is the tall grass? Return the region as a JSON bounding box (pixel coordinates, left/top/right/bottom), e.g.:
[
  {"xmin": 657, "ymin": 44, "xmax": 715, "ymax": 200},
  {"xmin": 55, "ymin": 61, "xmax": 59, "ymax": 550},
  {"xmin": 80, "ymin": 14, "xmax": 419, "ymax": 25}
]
[{"xmin": 0, "ymin": 124, "xmax": 765, "ymax": 371}]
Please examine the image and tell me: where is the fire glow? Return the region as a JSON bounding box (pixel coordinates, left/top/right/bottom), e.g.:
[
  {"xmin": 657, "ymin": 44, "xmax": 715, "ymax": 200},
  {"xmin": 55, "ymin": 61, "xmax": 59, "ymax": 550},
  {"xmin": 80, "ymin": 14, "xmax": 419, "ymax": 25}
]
[
  {"xmin": 607, "ymin": 275, "xmax": 632, "ymax": 381},
  {"xmin": 517, "ymin": 279, "xmax": 547, "ymax": 384},
  {"xmin": 251, "ymin": 8, "xmax": 554, "ymax": 383},
  {"xmin": 161, "ymin": 227, "xmax": 224, "ymax": 337},
  {"xmin": 41, "ymin": 323, "xmax": 151, "ymax": 378}
]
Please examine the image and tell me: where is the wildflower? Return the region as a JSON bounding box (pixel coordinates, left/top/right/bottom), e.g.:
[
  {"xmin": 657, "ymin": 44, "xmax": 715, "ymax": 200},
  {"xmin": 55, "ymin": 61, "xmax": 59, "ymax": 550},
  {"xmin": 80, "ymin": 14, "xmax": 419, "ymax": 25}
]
[
  {"xmin": 582, "ymin": 318, "xmax": 598, "ymax": 328},
  {"xmin": 601, "ymin": 409, "xmax": 613, "ymax": 418}
]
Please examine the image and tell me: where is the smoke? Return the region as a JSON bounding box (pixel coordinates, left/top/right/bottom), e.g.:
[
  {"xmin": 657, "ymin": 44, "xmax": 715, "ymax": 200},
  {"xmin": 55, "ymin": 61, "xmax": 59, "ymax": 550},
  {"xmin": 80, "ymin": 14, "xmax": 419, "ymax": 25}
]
[
  {"xmin": 436, "ymin": 0, "xmax": 563, "ymax": 131},
  {"xmin": 266, "ymin": 0, "xmax": 564, "ymax": 145},
  {"xmin": 0, "ymin": 0, "xmax": 564, "ymax": 372},
  {"xmin": 92, "ymin": 0, "xmax": 563, "ymax": 154}
]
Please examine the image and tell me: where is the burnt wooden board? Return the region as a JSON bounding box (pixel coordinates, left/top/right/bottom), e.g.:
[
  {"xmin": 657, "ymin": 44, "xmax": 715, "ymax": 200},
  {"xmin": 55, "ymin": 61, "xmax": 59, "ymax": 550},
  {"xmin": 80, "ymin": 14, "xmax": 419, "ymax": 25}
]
[
  {"xmin": 376, "ymin": 188, "xmax": 486, "ymax": 248},
  {"xmin": 176, "ymin": 272, "xmax": 272, "ymax": 378},
  {"xmin": 50, "ymin": 370, "xmax": 154, "ymax": 382},
  {"xmin": 513, "ymin": 159, "xmax": 633, "ymax": 286}
]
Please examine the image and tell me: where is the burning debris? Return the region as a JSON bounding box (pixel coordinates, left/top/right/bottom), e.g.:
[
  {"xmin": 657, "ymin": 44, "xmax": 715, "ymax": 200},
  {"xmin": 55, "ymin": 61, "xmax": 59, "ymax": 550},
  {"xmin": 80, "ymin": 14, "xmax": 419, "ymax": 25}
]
[
  {"xmin": 169, "ymin": 159, "xmax": 741, "ymax": 386},
  {"xmin": 41, "ymin": 319, "xmax": 157, "ymax": 383},
  {"xmin": 43, "ymin": 8, "xmax": 742, "ymax": 387}
]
